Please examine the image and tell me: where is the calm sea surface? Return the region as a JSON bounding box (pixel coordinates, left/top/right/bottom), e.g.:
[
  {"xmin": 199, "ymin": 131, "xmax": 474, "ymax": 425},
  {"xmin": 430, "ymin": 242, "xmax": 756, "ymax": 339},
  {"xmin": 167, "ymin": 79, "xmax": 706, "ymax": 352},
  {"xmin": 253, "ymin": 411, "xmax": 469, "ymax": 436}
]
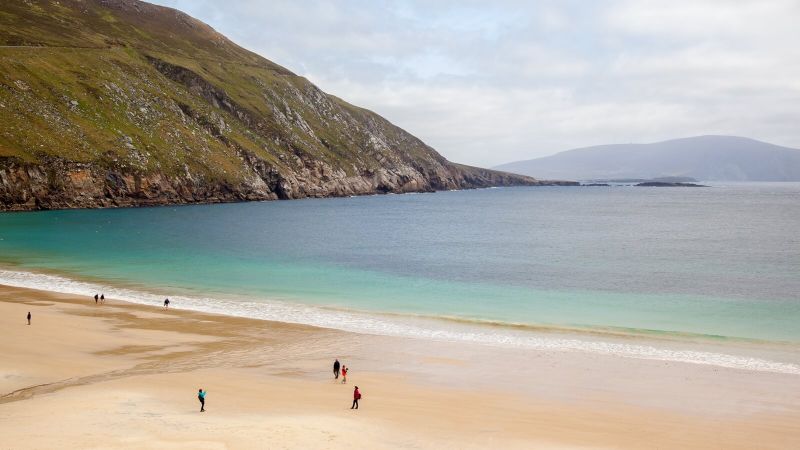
[{"xmin": 1, "ymin": 183, "xmax": 799, "ymax": 346}]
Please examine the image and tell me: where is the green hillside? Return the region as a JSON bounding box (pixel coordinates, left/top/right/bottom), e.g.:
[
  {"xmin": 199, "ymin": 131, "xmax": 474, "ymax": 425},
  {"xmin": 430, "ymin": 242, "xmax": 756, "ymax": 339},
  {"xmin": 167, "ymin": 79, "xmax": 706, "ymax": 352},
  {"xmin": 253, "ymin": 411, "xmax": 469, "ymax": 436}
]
[{"xmin": 0, "ymin": 0, "xmax": 564, "ymax": 210}]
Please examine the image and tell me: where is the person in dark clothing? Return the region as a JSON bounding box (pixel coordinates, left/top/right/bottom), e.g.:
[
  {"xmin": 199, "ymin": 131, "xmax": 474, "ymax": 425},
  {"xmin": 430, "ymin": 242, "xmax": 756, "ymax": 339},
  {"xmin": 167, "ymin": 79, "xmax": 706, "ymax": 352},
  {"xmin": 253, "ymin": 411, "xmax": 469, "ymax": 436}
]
[
  {"xmin": 333, "ymin": 359, "xmax": 340, "ymax": 379},
  {"xmin": 351, "ymin": 386, "xmax": 361, "ymax": 409},
  {"xmin": 164, "ymin": 298, "xmax": 170, "ymax": 309},
  {"xmin": 198, "ymin": 389, "xmax": 206, "ymax": 412},
  {"xmin": 100, "ymin": 294, "xmax": 105, "ymax": 304},
  {"xmin": 94, "ymin": 294, "xmax": 99, "ymax": 304},
  {"xmin": 27, "ymin": 311, "xmax": 31, "ymax": 325}
]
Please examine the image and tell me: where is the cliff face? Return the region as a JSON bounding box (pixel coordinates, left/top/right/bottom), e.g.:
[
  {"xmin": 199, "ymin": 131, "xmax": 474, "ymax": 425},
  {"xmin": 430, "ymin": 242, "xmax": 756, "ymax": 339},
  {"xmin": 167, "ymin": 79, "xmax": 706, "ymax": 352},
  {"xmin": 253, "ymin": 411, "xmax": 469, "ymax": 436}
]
[
  {"xmin": 0, "ymin": 158, "xmax": 562, "ymax": 210},
  {"xmin": 0, "ymin": 0, "xmax": 571, "ymax": 211}
]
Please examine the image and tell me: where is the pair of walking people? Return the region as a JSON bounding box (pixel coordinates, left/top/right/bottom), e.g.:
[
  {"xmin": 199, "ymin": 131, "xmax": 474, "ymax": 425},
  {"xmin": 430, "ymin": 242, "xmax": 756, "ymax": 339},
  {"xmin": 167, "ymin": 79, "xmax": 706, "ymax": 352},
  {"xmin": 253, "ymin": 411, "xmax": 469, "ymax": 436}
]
[{"xmin": 333, "ymin": 359, "xmax": 348, "ymax": 383}]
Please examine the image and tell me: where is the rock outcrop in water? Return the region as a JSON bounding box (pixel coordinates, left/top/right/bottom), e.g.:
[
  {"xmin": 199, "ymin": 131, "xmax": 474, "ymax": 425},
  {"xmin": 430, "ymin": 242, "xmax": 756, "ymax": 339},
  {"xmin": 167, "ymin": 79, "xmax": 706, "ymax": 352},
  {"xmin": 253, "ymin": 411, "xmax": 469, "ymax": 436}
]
[
  {"xmin": 635, "ymin": 182, "xmax": 707, "ymax": 187},
  {"xmin": 0, "ymin": 0, "xmax": 573, "ymax": 211}
]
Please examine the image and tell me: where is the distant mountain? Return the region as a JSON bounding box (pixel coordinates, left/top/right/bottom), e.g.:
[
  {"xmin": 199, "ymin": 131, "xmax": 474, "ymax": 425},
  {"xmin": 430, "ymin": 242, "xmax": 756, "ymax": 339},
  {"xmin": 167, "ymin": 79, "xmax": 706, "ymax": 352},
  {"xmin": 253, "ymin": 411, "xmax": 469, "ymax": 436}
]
[
  {"xmin": 494, "ymin": 136, "xmax": 800, "ymax": 181},
  {"xmin": 0, "ymin": 0, "xmax": 553, "ymax": 211}
]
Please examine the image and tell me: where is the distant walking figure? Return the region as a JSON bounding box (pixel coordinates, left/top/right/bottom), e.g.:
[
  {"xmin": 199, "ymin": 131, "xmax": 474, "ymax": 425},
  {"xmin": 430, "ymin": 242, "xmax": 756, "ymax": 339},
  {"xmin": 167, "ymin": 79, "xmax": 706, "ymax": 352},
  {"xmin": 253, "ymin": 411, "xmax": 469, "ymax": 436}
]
[
  {"xmin": 351, "ymin": 386, "xmax": 361, "ymax": 409},
  {"xmin": 94, "ymin": 294, "xmax": 99, "ymax": 304},
  {"xmin": 333, "ymin": 359, "xmax": 340, "ymax": 379},
  {"xmin": 198, "ymin": 389, "xmax": 206, "ymax": 412},
  {"xmin": 341, "ymin": 366, "xmax": 348, "ymax": 384},
  {"xmin": 100, "ymin": 294, "xmax": 105, "ymax": 304},
  {"xmin": 164, "ymin": 298, "xmax": 170, "ymax": 309},
  {"xmin": 27, "ymin": 311, "xmax": 31, "ymax": 325}
]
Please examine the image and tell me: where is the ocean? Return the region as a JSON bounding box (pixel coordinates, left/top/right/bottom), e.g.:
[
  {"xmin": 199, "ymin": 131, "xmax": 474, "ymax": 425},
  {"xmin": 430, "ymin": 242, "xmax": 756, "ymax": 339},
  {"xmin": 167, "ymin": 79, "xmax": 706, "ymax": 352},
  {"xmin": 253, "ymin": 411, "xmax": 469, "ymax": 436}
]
[{"xmin": 1, "ymin": 183, "xmax": 799, "ymax": 372}]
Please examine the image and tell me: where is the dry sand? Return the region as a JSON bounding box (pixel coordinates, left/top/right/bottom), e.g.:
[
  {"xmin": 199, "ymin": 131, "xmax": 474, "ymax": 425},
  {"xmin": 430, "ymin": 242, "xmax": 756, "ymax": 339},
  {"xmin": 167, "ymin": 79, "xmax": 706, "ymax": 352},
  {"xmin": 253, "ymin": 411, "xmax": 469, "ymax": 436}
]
[{"xmin": 2, "ymin": 285, "xmax": 800, "ymax": 449}]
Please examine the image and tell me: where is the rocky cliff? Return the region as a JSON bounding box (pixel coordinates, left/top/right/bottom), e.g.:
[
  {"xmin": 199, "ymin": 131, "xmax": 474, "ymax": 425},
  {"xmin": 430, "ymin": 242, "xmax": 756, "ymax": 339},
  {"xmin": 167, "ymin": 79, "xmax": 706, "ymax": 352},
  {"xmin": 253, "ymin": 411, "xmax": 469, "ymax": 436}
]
[{"xmin": 0, "ymin": 0, "xmax": 571, "ymax": 211}]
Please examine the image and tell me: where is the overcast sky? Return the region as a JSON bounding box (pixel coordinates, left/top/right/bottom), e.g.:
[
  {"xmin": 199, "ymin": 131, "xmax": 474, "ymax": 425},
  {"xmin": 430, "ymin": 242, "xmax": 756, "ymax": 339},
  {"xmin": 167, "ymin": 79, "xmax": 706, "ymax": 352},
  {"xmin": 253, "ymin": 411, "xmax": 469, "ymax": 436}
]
[{"xmin": 151, "ymin": 0, "xmax": 800, "ymax": 167}]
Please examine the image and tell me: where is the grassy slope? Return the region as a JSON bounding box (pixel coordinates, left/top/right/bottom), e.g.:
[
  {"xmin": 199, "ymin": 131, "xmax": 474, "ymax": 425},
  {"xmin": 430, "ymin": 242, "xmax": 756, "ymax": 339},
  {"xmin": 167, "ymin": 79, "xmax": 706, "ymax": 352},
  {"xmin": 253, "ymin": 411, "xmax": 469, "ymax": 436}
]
[{"xmin": 1, "ymin": 0, "xmax": 542, "ymax": 209}]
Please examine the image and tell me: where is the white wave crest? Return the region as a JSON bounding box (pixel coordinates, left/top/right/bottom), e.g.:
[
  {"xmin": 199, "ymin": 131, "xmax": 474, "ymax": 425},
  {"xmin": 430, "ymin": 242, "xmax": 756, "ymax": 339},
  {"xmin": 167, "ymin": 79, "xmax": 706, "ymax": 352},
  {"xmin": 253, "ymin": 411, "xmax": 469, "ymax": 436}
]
[{"xmin": 1, "ymin": 268, "xmax": 798, "ymax": 375}]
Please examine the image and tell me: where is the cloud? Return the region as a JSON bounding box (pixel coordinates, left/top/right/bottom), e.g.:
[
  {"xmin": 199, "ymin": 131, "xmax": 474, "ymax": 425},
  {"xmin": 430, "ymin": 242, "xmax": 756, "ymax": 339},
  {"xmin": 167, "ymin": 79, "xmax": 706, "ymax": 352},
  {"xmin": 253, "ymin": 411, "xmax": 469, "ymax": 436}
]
[{"xmin": 151, "ymin": 0, "xmax": 800, "ymax": 167}]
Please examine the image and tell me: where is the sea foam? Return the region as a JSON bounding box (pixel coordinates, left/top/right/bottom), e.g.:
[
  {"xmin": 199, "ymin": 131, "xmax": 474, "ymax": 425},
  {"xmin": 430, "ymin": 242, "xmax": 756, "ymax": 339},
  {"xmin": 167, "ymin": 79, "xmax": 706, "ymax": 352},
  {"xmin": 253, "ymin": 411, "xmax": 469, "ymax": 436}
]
[{"xmin": 1, "ymin": 268, "xmax": 798, "ymax": 375}]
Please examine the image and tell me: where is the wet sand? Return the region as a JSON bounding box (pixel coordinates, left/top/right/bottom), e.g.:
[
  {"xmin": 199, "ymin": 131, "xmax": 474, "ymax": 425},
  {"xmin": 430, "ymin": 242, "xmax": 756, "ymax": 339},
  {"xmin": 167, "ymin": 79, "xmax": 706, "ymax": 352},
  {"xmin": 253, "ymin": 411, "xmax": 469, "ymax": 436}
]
[{"xmin": 2, "ymin": 285, "xmax": 799, "ymax": 449}]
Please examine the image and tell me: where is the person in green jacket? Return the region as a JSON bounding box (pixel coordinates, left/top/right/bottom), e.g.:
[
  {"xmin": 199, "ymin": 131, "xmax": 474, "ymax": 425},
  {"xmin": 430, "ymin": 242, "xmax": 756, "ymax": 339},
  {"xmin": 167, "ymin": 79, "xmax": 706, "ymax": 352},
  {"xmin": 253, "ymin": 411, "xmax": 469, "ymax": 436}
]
[{"xmin": 198, "ymin": 388, "xmax": 206, "ymax": 412}]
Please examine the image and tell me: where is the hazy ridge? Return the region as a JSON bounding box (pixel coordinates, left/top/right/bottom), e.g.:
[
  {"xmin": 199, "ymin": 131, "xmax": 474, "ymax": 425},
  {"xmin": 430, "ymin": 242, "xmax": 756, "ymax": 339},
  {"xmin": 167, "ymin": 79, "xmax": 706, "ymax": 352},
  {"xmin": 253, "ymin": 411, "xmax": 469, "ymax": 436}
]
[{"xmin": 495, "ymin": 136, "xmax": 800, "ymax": 181}]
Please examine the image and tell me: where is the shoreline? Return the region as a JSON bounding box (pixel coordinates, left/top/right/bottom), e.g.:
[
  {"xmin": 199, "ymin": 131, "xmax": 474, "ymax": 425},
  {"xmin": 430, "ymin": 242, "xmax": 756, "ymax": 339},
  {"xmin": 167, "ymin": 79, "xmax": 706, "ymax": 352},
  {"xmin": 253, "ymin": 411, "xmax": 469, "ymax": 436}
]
[
  {"xmin": 1, "ymin": 266, "xmax": 800, "ymax": 376},
  {"xmin": 2, "ymin": 284, "xmax": 800, "ymax": 448},
  {"xmin": 0, "ymin": 181, "xmax": 579, "ymax": 213}
]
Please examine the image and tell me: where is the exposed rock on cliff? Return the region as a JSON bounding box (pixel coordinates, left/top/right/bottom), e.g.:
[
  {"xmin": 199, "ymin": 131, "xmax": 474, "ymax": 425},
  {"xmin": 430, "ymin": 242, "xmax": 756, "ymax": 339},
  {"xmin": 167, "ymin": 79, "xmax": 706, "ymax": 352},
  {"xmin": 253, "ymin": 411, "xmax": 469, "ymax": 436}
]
[{"xmin": 0, "ymin": 0, "xmax": 573, "ymax": 211}]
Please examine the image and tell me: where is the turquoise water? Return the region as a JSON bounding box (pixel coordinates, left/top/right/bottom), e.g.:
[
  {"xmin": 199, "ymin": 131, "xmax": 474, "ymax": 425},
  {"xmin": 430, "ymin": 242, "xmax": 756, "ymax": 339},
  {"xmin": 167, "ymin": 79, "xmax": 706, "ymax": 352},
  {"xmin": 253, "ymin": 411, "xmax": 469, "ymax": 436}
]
[{"xmin": 1, "ymin": 183, "xmax": 799, "ymax": 343}]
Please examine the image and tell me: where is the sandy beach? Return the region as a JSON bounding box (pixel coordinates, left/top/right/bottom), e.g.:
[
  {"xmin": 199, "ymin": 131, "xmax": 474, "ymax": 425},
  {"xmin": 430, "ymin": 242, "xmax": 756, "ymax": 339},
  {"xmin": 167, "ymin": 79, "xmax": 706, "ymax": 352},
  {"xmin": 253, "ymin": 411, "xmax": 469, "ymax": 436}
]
[{"xmin": 2, "ymin": 285, "xmax": 800, "ymax": 449}]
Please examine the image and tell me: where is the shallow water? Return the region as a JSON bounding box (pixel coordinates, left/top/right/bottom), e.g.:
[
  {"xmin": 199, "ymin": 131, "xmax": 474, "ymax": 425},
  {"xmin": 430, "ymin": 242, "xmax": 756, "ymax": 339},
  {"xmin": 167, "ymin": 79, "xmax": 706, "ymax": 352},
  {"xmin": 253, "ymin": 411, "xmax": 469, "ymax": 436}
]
[{"xmin": 0, "ymin": 183, "xmax": 798, "ymax": 349}]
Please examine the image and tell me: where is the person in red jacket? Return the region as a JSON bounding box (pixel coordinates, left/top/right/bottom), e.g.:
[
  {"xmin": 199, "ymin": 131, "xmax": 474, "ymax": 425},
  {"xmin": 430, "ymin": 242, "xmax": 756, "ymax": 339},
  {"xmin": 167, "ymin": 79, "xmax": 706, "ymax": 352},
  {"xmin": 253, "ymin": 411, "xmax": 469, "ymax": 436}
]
[
  {"xmin": 341, "ymin": 365, "xmax": 348, "ymax": 384},
  {"xmin": 351, "ymin": 386, "xmax": 361, "ymax": 409}
]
